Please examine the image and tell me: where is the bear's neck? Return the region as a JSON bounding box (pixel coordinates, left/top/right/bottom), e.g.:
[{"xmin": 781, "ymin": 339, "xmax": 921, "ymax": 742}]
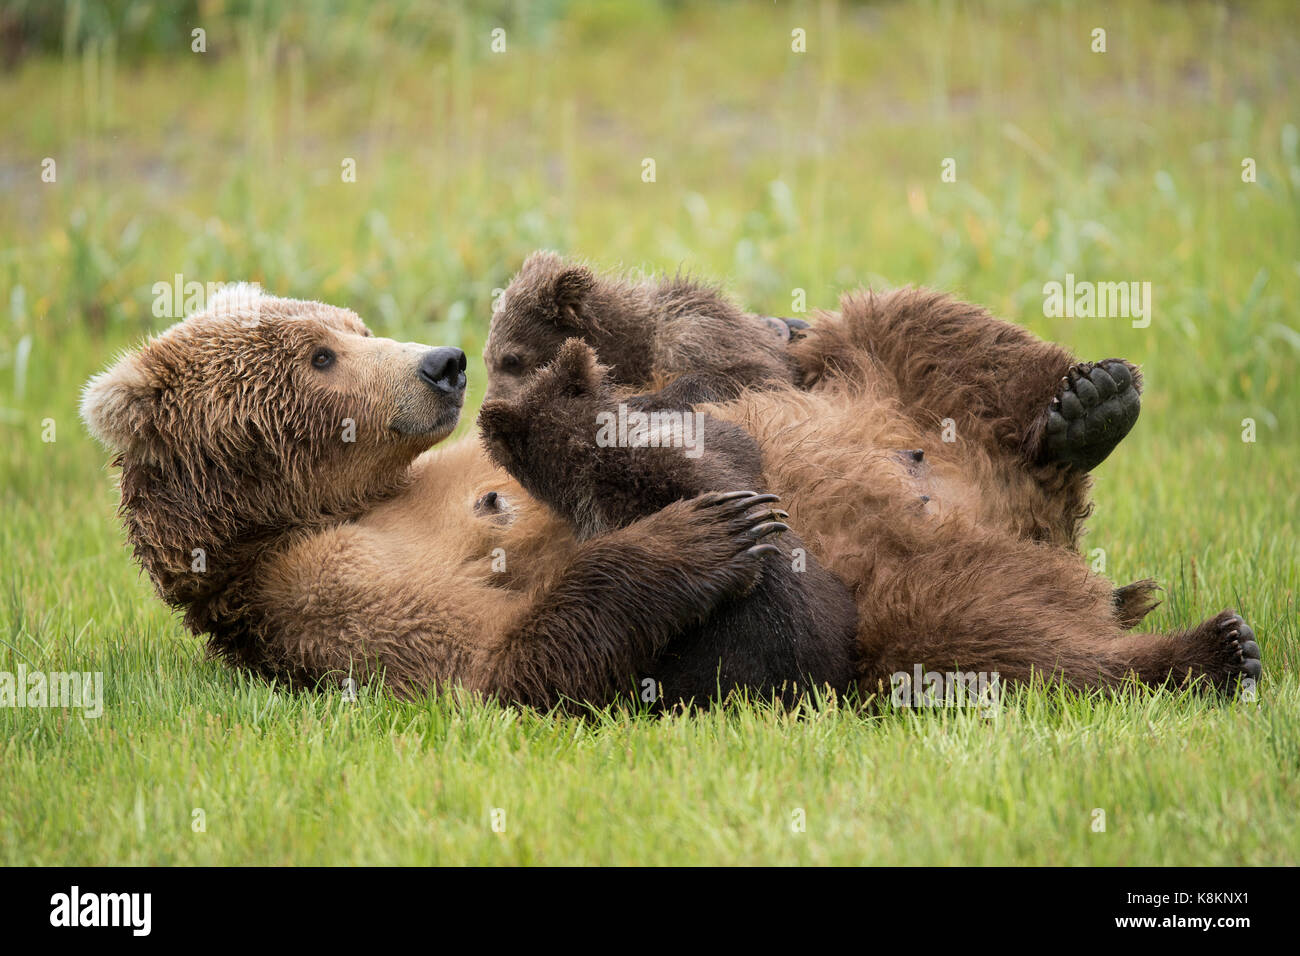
[{"xmin": 116, "ymin": 452, "xmax": 410, "ymax": 639}]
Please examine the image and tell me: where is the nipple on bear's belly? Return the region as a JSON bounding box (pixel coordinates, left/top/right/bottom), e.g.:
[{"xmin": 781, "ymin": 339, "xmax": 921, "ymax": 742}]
[
  {"xmin": 894, "ymin": 448, "xmax": 936, "ymax": 514},
  {"xmin": 474, "ymin": 489, "xmax": 515, "ymax": 525}
]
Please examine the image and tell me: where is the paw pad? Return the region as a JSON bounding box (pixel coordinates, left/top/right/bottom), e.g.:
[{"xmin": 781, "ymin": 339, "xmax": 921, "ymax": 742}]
[
  {"xmin": 1042, "ymin": 359, "xmax": 1141, "ymax": 471},
  {"xmin": 1219, "ymin": 611, "xmax": 1263, "ymax": 688}
]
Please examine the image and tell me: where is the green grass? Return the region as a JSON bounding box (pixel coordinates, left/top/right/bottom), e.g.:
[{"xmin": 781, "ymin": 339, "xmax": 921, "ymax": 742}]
[{"xmin": 1, "ymin": 0, "xmax": 1298, "ymax": 865}]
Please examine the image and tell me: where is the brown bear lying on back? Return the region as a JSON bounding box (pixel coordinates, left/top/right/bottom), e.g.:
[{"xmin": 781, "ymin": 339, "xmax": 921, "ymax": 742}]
[{"xmin": 81, "ymin": 282, "xmax": 1261, "ymax": 707}]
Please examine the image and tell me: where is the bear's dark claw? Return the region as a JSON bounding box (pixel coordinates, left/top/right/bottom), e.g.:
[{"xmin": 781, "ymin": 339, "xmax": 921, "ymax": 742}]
[
  {"xmin": 1040, "ymin": 358, "xmax": 1142, "ymax": 472},
  {"xmin": 1205, "ymin": 611, "xmax": 1263, "ymax": 695},
  {"xmin": 710, "ymin": 490, "xmax": 776, "ymax": 505},
  {"xmin": 745, "ymin": 521, "xmax": 790, "ymax": 540},
  {"xmin": 1233, "ymin": 620, "xmax": 1263, "ymax": 682}
]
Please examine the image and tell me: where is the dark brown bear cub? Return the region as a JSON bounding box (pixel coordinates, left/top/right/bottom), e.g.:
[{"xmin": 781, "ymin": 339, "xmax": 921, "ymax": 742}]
[
  {"xmin": 479, "ymin": 339, "xmax": 859, "ymax": 708},
  {"xmin": 484, "ymin": 250, "xmax": 797, "ymax": 407}
]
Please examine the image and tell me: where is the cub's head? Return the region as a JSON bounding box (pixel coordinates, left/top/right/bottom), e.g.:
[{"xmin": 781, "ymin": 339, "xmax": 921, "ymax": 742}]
[
  {"xmin": 483, "ymin": 251, "xmax": 610, "ymax": 403},
  {"xmin": 81, "ymin": 286, "xmax": 467, "ymax": 606}
]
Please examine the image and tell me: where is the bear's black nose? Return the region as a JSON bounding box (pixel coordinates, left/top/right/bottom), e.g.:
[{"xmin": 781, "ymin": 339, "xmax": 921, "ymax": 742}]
[{"xmin": 419, "ymin": 347, "xmax": 467, "ymax": 394}]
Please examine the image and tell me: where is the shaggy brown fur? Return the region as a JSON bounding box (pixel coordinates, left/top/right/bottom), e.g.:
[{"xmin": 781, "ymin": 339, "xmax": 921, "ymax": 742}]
[
  {"xmin": 786, "ymin": 288, "xmax": 1143, "ymax": 548},
  {"xmin": 479, "ymin": 339, "xmax": 860, "ymax": 706},
  {"xmin": 485, "ymin": 256, "xmax": 1142, "ymax": 550},
  {"xmin": 483, "ymin": 250, "xmax": 796, "ymax": 405},
  {"xmin": 706, "ymin": 323, "xmax": 1259, "ymax": 696},
  {"xmin": 82, "ymin": 286, "xmax": 1261, "ymax": 707},
  {"xmin": 478, "ymin": 259, "xmax": 1260, "ymax": 694}
]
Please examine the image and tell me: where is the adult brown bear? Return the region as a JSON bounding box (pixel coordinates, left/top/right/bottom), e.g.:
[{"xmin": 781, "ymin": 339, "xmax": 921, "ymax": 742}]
[{"xmin": 81, "ymin": 284, "xmax": 1260, "ymax": 707}]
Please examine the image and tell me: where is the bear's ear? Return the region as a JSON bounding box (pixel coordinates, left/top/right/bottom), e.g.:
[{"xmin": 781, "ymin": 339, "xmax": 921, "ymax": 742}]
[
  {"xmin": 80, "ymin": 351, "xmax": 160, "ymax": 453},
  {"xmin": 516, "ymin": 251, "xmax": 599, "ymax": 329},
  {"xmin": 550, "ymin": 266, "xmax": 596, "ymax": 325},
  {"xmin": 551, "ymin": 338, "xmax": 607, "ymax": 396}
]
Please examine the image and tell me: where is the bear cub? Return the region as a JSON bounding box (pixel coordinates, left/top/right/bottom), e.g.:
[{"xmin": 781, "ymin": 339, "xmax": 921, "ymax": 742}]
[
  {"xmin": 479, "ymin": 339, "xmax": 859, "ymax": 708},
  {"xmin": 484, "ymin": 251, "xmax": 798, "ymax": 408}
]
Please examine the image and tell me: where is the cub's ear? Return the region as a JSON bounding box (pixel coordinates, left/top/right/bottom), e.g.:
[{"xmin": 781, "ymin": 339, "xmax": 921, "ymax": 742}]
[
  {"xmin": 550, "ymin": 338, "xmax": 608, "ymax": 396},
  {"xmin": 550, "ymin": 266, "xmax": 596, "ymax": 326},
  {"xmin": 80, "ymin": 351, "xmax": 159, "ymax": 452},
  {"xmin": 518, "ymin": 251, "xmax": 598, "ymax": 329},
  {"xmin": 477, "ymin": 401, "xmax": 526, "ymax": 467}
]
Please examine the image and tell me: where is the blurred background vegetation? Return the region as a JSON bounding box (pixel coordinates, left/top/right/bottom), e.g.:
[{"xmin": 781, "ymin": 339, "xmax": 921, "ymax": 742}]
[
  {"xmin": 2, "ymin": 0, "xmax": 1299, "ymax": 866},
  {"xmin": 2, "ymin": 0, "xmax": 1297, "ymax": 419}
]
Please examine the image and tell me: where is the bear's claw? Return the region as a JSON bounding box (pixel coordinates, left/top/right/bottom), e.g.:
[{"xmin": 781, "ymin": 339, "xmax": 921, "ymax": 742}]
[
  {"xmin": 1041, "ymin": 358, "xmax": 1141, "ymax": 471},
  {"xmin": 692, "ymin": 491, "xmax": 790, "ymax": 590},
  {"xmin": 1222, "ymin": 612, "xmax": 1263, "ymax": 686},
  {"xmin": 1196, "ymin": 610, "xmax": 1263, "ymax": 696}
]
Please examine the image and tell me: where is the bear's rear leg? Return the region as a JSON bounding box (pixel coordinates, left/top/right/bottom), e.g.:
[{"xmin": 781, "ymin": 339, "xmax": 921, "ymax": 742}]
[
  {"xmin": 1036, "ymin": 359, "xmax": 1142, "ymax": 472},
  {"xmin": 1107, "ymin": 610, "xmax": 1262, "ymax": 695},
  {"xmin": 851, "ymin": 527, "xmax": 1258, "ymax": 699}
]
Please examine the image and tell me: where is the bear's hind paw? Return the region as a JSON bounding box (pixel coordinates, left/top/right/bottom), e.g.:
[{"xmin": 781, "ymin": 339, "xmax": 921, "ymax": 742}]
[{"xmin": 1040, "ymin": 359, "xmax": 1141, "ymax": 472}]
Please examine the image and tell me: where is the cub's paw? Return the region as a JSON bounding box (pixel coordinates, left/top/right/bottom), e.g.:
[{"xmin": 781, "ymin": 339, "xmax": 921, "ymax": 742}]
[
  {"xmin": 538, "ymin": 337, "xmax": 608, "ymax": 398},
  {"xmin": 757, "ymin": 315, "xmax": 811, "ymax": 342},
  {"xmin": 478, "ymin": 338, "xmax": 609, "ymax": 466},
  {"xmin": 1191, "ymin": 609, "xmax": 1262, "ymax": 696},
  {"xmin": 690, "ymin": 490, "xmax": 790, "ymax": 595},
  {"xmin": 1040, "ymin": 359, "xmax": 1142, "ymax": 471}
]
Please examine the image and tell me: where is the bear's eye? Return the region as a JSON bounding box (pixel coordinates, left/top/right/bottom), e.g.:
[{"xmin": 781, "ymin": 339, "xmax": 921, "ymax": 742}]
[
  {"xmin": 311, "ymin": 347, "xmax": 336, "ymax": 370},
  {"xmin": 500, "ymin": 354, "xmax": 522, "ymax": 373}
]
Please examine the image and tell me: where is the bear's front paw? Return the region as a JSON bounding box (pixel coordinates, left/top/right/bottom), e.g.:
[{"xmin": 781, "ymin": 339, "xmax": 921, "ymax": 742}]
[
  {"xmin": 690, "ymin": 490, "xmax": 790, "ymax": 595},
  {"xmin": 536, "ymin": 338, "xmax": 609, "ymax": 399}
]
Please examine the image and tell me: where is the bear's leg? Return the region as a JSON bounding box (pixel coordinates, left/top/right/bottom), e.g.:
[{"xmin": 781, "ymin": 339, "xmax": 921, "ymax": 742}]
[
  {"xmin": 483, "ymin": 491, "xmax": 788, "ymax": 709},
  {"xmin": 791, "ymin": 289, "xmax": 1075, "ymax": 446},
  {"xmin": 790, "ymin": 289, "xmax": 1145, "ymax": 546},
  {"xmin": 1096, "ymin": 611, "xmax": 1262, "ymax": 693},
  {"xmin": 853, "ymin": 527, "xmax": 1258, "ymax": 698},
  {"xmin": 791, "ymin": 289, "xmax": 1142, "ymax": 472}
]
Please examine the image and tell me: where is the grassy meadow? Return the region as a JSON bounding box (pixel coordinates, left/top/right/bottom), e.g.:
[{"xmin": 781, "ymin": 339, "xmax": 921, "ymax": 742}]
[{"xmin": 0, "ymin": 0, "xmax": 1297, "ymax": 865}]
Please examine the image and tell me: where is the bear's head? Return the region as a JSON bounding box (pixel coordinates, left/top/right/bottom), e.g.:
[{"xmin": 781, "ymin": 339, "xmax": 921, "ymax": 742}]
[
  {"xmin": 484, "ymin": 251, "xmax": 664, "ymax": 403},
  {"xmin": 81, "ymin": 285, "xmax": 467, "ymax": 625},
  {"xmin": 484, "ymin": 251, "xmax": 598, "ymax": 402}
]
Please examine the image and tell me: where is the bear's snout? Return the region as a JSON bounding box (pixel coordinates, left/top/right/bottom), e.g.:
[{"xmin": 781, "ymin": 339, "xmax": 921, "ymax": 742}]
[{"xmin": 419, "ymin": 347, "xmax": 467, "ymax": 394}]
